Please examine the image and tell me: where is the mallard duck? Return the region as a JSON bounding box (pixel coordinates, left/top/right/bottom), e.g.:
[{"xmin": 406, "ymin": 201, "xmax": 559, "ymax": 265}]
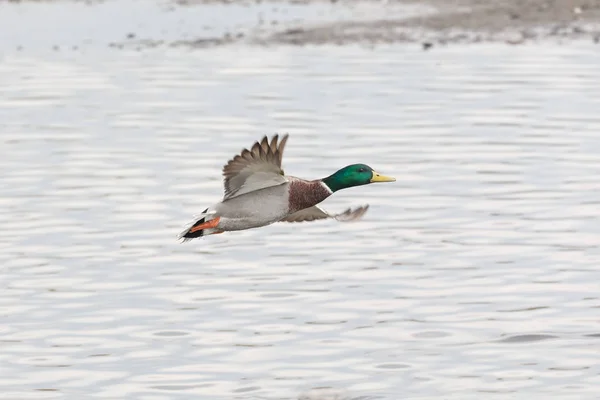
[{"xmin": 179, "ymin": 134, "xmax": 395, "ymax": 241}]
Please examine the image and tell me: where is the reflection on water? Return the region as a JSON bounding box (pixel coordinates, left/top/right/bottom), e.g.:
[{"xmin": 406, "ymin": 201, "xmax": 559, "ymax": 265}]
[{"xmin": 1, "ymin": 43, "xmax": 600, "ymax": 399}]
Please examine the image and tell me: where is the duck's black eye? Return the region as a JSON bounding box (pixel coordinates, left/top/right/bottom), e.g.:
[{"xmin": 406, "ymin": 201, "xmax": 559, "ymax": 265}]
[{"xmin": 358, "ymin": 167, "xmax": 366, "ymax": 172}]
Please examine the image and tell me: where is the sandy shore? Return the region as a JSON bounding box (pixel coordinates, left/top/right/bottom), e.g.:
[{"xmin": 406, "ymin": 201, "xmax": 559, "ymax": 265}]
[
  {"xmin": 5, "ymin": 0, "xmax": 600, "ymax": 49},
  {"xmin": 175, "ymin": 0, "xmax": 600, "ymax": 46}
]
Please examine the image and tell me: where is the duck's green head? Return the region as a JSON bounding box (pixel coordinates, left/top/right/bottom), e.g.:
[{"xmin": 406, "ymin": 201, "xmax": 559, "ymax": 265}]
[{"xmin": 322, "ymin": 164, "xmax": 395, "ymax": 192}]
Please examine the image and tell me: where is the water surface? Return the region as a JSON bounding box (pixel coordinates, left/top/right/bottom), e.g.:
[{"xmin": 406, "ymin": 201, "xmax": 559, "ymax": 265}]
[{"xmin": 1, "ymin": 42, "xmax": 600, "ymax": 399}]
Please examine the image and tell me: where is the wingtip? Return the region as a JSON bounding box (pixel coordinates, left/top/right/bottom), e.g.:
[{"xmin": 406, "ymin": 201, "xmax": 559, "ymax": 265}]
[
  {"xmin": 336, "ymin": 204, "xmax": 369, "ymax": 222},
  {"xmin": 269, "ymin": 132, "xmax": 289, "ymax": 142}
]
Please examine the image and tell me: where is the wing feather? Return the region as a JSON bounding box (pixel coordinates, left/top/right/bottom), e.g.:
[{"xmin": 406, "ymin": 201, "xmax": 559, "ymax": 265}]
[
  {"xmin": 222, "ymin": 134, "xmax": 289, "ymax": 200},
  {"xmin": 280, "ymin": 205, "xmax": 370, "ymax": 223}
]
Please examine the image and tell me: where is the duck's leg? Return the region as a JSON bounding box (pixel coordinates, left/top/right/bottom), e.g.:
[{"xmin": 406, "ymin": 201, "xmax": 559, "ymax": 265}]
[{"xmin": 189, "ymin": 217, "xmax": 221, "ymax": 233}]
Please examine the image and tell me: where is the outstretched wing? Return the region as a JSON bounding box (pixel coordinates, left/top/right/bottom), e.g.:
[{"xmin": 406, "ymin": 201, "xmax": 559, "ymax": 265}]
[
  {"xmin": 222, "ymin": 134, "xmax": 289, "ymax": 200},
  {"xmin": 280, "ymin": 205, "xmax": 369, "ymax": 223}
]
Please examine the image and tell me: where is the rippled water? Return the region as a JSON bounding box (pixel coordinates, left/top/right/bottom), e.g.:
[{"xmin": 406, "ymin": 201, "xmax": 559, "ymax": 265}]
[{"xmin": 2, "ymin": 42, "xmax": 600, "ymax": 400}]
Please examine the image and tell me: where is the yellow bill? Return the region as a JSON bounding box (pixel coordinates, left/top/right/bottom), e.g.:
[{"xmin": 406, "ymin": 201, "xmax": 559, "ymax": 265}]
[{"xmin": 370, "ymin": 171, "xmax": 396, "ymax": 183}]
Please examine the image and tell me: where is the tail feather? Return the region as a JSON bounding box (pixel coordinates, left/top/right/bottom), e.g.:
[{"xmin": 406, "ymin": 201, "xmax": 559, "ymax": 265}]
[{"xmin": 179, "ymin": 208, "xmax": 210, "ymax": 242}]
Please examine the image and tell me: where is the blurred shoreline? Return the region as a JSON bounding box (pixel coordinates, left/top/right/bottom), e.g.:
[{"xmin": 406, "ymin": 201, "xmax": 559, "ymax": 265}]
[{"xmin": 3, "ymin": 0, "xmax": 600, "ymax": 50}]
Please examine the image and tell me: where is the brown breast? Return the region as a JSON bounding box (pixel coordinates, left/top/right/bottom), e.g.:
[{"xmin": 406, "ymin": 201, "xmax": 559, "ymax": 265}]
[{"xmin": 288, "ymin": 179, "xmax": 332, "ymax": 213}]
